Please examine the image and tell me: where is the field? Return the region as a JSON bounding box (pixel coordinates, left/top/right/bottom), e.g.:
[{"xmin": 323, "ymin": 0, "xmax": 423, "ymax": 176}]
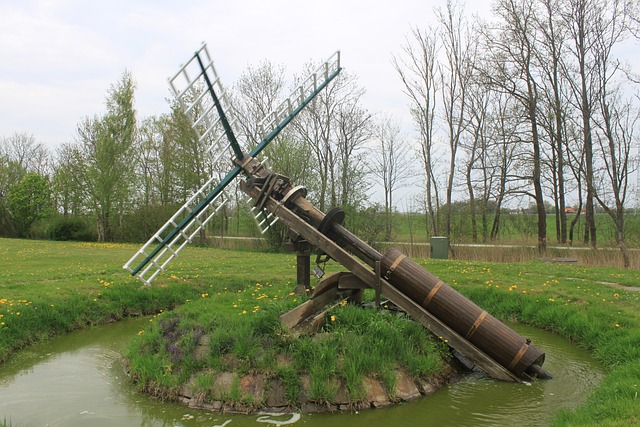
[
  {"xmin": 208, "ymin": 210, "xmax": 640, "ymax": 268},
  {"xmin": 1, "ymin": 238, "xmax": 640, "ymax": 425}
]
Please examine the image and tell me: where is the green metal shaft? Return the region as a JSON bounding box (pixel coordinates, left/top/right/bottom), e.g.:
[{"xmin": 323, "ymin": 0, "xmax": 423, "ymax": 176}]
[{"xmin": 195, "ymin": 53, "xmax": 244, "ymax": 161}]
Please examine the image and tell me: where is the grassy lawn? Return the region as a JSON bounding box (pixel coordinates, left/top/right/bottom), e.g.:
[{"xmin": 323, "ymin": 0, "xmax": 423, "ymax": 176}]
[{"xmin": 1, "ymin": 237, "xmax": 639, "ymax": 425}]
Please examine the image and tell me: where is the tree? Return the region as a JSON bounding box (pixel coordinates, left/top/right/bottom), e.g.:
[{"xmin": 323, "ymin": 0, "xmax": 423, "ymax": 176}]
[
  {"xmin": 369, "ymin": 114, "xmax": 413, "ymax": 241},
  {"xmin": 334, "ymin": 91, "xmax": 373, "ymax": 209},
  {"xmin": 535, "ymin": 0, "xmax": 571, "ymax": 244},
  {"xmin": 0, "ymin": 152, "xmax": 25, "ymax": 236},
  {"xmin": 6, "ymin": 172, "xmax": 54, "ymax": 237},
  {"xmin": 234, "ymin": 60, "xmax": 287, "ymax": 149},
  {"xmin": 135, "ymin": 115, "xmax": 181, "ymax": 207},
  {"xmin": 593, "ymin": 93, "xmax": 638, "ymax": 267},
  {"xmin": 1, "ymin": 132, "xmax": 50, "ymax": 176},
  {"xmin": 393, "ymin": 26, "xmax": 442, "ymax": 236},
  {"xmin": 462, "ymin": 76, "xmax": 490, "ymax": 242},
  {"xmin": 75, "ymin": 71, "xmax": 137, "ymax": 241},
  {"xmin": 292, "ymin": 69, "xmax": 370, "ymax": 211},
  {"xmin": 233, "ymin": 60, "xmax": 313, "ymax": 188},
  {"xmin": 589, "ymin": 0, "xmax": 636, "ymax": 266},
  {"xmin": 488, "ymin": 93, "xmax": 521, "ymax": 241},
  {"xmin": 561, "ymin": 0, "xmax": 633, "ymax": 249},
  {"xmin": 1, "ymin": 133, "xmax": 51, "ymax": 236},
  {"xmin": 479, "ymin": 0, "xmax": 548, "ymax": 253},
  {"xmin": 436, "ymin": 0, "xmax": 475, "ymax": 238},
  {"xmin": 52, "ymin": 143, "xmax": 87, "ymax": 217}
]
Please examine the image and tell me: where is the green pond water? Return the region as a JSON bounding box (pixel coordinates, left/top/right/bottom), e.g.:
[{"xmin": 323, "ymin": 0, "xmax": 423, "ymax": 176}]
[{"xmin": 0, "ymin": 318, "xmax": 604, "ymax": 427}]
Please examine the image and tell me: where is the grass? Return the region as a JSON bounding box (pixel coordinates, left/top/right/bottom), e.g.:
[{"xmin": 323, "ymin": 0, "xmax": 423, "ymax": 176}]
[{"xmin": 1, "ymin": 237, "xmax": 640, "ymax": 424}]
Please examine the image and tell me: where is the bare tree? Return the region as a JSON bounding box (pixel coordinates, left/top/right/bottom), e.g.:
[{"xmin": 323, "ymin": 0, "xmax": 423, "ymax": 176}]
[
  {"xmin": 590, "ymin": 0, "xmax": 636, "ymax": 266},
  {"xmin": 488, "ymin": 93, "xmax": 521, "ymax": 240},
  {"xmin": 1, "ymin": 132, "xmax": 51, "ymax": 177},
  {"xmin": 534, "ymin": 0, "xmax": 571, "ymax": 243},
  {"xmin": 370, "ymin": 114, "xmax": 414, "ymax": 241},
  {"xmin": 463, "ymin": 77, "xmax": 491, "ymax": 242},
  {"xmin": 478, "ymin": 0, "xmax": 548, "ymax": 253},
  {"xmin": 393, "ymin": 26, "xmax": 442, "ymax": 236},
  {"xmin": 334, "ymin": 93, "xmax": 373, "ymax": 209},
  {"xmin": 561, "ymin": 0, "xmax": 632, "ymax": 248},
  {"xmin": 436, "ymin": 0, "xmax": 475, "ymax": 238},
  {"xmin": 594, "ymin": 93, "xmax": 638, "ymax": 267},
  {"xmin": 292, "ymin": 69, "xmax": 369, "ymax": 211},
  {"xmin": 234, "ymin": 60, "xmax": 287, "ymax": 148}
]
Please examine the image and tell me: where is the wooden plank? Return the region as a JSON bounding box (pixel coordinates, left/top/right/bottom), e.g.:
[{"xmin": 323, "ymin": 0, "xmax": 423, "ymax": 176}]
[
  {"xmin": 337, "ymin": 273, "xmax": 369, "ymax": 290},
  {"xmin": 280, "ymin": 287, "xmax": 338, "ymax": 330},
  {"xmin": 312, "ymin": 272, "xmax": 344, "ymax": 297}
]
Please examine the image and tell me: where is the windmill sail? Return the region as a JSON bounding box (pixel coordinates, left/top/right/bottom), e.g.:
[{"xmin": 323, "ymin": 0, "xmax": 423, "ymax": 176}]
[{"xmin": 124, "ymin": 45, "xmax": 341, "ymax": 285}]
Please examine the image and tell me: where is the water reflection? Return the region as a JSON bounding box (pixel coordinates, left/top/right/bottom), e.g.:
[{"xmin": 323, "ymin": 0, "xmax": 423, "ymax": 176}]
[{"xmin": 0, "ymin": 320, "xmax": 604, "ymax": 426}]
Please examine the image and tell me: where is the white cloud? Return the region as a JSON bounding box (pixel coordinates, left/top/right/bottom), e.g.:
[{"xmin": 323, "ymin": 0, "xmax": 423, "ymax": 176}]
[{"xmin": 9, "ymin": 0, "xmax": 629, "ymax": 157}]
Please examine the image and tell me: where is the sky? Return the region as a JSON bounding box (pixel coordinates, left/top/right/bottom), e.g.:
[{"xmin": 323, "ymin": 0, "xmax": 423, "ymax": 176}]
[{"xmin": 0, "ymin": 0, "xmax": 495, "ymax": 152}]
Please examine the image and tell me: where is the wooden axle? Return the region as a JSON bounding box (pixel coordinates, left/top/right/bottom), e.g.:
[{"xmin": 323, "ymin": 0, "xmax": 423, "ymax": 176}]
[{"xmin": 380, "ymin": 248, "xmax": 546, "ymax": 380}]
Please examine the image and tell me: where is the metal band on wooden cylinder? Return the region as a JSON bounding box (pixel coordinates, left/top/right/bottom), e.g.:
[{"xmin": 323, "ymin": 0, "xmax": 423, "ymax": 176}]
[{"xmin": 381, "ymin": 248, "xmax": 545, "ymax": 379}]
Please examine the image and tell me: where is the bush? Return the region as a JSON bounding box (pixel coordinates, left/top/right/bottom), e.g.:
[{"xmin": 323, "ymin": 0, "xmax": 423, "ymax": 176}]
[{"xmin": 48, "ymin": 217, "xmax": 95, "ymax": 241}]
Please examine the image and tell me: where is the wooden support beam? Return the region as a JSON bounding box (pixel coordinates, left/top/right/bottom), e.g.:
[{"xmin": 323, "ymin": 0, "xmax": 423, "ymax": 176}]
[
  {"xmin": 280, "ymin": 286, "xmax": 338, "ymax": 331},
  {"xmin": 280, "ymin": 272, "xmax": 360, "ymax": 334},
  {"xmin": 337, "ymin": 274, "xmax": 369, "ymax": 290},
  {"xmin": 295, "ymin": 250, "xmax": 311, "ymax": 294}
]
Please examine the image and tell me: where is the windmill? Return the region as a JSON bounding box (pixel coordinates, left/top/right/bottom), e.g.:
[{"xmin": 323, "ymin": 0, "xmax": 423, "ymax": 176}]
[
  {"xmin": 123, "ymin": 44, "xmax": 340, "ymax": 286},
  {"xmin": 124, "ymin": 44, "xmax": 550, "ymax": 383}
]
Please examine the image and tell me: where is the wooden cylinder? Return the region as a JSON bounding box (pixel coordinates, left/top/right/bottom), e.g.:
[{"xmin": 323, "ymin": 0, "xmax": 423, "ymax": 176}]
[{"xmin": 381, "ymin": 248, "xmax": 545, "ymax": 379}]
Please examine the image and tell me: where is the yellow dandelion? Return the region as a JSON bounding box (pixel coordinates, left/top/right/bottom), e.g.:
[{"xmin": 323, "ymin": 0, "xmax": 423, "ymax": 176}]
[{"xmin": 330, "ymin": 315, "xmax": 336, "ymax": 322}]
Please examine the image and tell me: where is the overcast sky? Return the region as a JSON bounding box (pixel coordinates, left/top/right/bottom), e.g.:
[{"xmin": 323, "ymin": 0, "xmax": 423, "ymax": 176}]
[{"xmin": 0, "ymin": 0, "xmax": 498, "ymax": 152}]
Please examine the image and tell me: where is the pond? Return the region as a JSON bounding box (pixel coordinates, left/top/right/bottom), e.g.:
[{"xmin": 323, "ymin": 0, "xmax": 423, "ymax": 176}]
[{"xmin": 0, "ymin": 319, "xmax": 604, "ymax": 426}]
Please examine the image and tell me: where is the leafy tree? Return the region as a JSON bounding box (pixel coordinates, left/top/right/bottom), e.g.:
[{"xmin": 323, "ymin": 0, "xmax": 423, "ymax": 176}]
[
  {"xmin": 52, "ymin": 143, "xmax": 88, "ymax": 217},
  {"xmin": 75, "ymin": 71, "xmax": 137, "ymax": 241},
  {"xmin": 6, "ymin": 172, "xmax": 54, "ymax": 237}
]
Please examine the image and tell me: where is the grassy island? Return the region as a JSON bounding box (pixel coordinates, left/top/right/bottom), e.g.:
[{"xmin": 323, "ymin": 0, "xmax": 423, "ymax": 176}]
[{"xmin": 126, "ymin": 285, "xmax": 452, "ymax": 412}]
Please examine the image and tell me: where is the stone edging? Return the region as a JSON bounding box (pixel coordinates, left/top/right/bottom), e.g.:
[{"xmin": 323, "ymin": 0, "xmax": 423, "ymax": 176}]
[{"xmin": 169, "ymin": 365, "xmax": 458, "ymax": 414}]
